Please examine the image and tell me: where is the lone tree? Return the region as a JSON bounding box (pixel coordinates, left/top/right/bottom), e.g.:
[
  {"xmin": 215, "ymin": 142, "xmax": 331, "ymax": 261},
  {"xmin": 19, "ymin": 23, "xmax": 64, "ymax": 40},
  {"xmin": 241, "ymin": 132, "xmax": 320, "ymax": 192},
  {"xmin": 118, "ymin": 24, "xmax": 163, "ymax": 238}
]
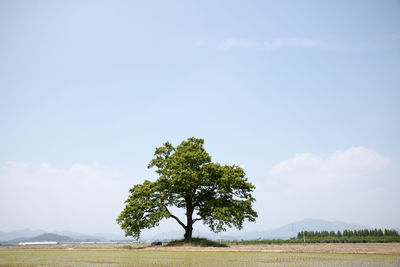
[{"xmin": 117, "ymin": 137, "xmax": 257, "ymax": 243}]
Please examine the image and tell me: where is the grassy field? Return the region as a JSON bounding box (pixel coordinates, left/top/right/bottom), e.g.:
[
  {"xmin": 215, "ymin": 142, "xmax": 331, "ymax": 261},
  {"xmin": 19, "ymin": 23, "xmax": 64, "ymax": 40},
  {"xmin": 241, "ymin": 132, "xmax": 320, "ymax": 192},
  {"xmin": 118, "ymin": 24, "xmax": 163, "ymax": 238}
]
[{"xmin": 1, "ymin": 248, "xmax": 400, "ymax": 267}]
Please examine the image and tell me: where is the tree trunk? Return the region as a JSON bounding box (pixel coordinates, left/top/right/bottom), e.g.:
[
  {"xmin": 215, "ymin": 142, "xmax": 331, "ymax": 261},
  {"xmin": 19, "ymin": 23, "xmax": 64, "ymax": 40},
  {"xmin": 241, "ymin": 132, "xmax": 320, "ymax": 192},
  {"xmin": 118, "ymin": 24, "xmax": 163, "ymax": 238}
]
[
  {"xmin": 184, "ymin": 226, "xmax": 193, "ymax": 243},
  {"xmin": 184, "ymin": 204, "xmax": 194, "ymax": 243}
]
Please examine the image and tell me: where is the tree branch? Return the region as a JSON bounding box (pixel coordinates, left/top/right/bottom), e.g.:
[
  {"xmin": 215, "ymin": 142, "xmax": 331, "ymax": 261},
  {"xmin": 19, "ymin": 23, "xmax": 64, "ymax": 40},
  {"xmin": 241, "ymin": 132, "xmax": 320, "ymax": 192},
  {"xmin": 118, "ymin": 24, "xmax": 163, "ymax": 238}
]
[
  {"xmin": 192, "ymin": 218, "xmax": 202, "ymax": 224},
  {"xmin": 165, "ymin": 207, "xmax": 186, "ymax": 229},
  {"xmin": 193, "ymin": 186, "xmax": 217, "ymax": 208}
]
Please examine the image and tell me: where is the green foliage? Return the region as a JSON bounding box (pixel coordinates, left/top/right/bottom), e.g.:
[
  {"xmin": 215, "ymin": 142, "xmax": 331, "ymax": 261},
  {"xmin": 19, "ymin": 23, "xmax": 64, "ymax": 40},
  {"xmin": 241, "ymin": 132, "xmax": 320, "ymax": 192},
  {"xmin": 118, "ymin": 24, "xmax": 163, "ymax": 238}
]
[
  {"xmin": 117, "ymin": 137, "xmax": 257, "ymax": 241},
  {"xmin": 166, "ymin": 238, "xmax": 228, "ymax": 247}
]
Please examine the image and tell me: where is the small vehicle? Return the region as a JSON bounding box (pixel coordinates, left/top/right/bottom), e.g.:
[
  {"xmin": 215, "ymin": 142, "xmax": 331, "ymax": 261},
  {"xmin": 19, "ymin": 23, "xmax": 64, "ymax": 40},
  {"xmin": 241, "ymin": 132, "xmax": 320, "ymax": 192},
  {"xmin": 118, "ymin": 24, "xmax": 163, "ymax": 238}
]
[{"xmin": 151, "ymin": 241, "xmax": 162, "ymax": 246}]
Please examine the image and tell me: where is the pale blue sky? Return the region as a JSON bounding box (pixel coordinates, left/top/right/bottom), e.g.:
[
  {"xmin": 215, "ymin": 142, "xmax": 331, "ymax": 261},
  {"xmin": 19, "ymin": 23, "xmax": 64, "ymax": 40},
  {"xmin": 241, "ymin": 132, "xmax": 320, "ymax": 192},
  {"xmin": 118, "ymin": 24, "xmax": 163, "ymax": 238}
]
[{"xmin": 1, "ymin": 1, "xmax": 399, "ymax": 235}]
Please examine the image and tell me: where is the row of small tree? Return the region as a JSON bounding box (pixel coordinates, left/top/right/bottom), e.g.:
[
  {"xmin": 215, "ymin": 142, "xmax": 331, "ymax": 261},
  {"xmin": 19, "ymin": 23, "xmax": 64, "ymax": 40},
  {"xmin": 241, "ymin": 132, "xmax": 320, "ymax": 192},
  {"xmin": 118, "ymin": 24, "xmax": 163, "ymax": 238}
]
[{"xmin": 296, "ymin": 229, "xmax": 400, "ymax": 243}]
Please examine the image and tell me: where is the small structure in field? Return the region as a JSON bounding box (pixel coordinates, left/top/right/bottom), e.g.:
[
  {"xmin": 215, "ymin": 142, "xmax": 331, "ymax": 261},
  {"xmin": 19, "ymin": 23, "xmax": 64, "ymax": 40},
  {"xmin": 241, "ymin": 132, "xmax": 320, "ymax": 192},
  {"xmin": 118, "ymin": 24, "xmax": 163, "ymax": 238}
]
[
  {"xmin": 151, "ymin": 241, "xmax": 162, "ymax": 246},
  {"xmin": 19, "ymin": 242, "xmax": 58, "ymax": 246}
]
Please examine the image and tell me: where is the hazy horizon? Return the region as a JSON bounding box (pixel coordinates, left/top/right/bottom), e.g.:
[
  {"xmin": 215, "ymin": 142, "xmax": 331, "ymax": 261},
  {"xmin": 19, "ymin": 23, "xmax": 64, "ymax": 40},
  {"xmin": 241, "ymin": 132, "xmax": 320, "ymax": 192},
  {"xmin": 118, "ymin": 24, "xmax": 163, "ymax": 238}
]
[
  {"xmin": 1, "ymin": 217, "xmax": 394, "ymax": 239},
  {"xmin": 1, "ymin": 1, "xmax": 399, "ymax": 237}
]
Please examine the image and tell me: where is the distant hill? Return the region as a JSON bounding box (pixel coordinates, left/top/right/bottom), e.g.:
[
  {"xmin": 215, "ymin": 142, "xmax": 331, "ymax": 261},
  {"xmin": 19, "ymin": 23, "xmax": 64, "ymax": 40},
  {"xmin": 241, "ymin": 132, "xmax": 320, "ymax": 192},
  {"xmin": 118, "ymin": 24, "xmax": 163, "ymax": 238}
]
[
  {"xmin": 0, "ymin": 229, "xmax": 46, "ymax": 242},
  {"xmin": 28, "ymin": 233, "xmax": 75, "ymax": 242},
  {"xmin": 1, "ymin": 233, "xmax": 104, "ymax": 245},
  {"xmin": 0, "ymin": 229, "xmax": 132, "ymax": 243},
  {"xmin": 0, "ymin": 229, "xmax": 114, "ymax": 243},
  {"xmin": 92, "ymin": 232, "xmax": 132, "ymax": 241},
  {"xmin": 3, "ymin": 233, "xmax": 74, "ymax": 244},
  {"xmin": 1, "ymin": 219, "xmax": 395, "ymax": 243},
  {"xmin": 141, "ymin": 230, "xmax": 184, "ymax": 241},
  {"xmin": 53, "ymin": 230, "xmax": 107, "ymax": 241}
]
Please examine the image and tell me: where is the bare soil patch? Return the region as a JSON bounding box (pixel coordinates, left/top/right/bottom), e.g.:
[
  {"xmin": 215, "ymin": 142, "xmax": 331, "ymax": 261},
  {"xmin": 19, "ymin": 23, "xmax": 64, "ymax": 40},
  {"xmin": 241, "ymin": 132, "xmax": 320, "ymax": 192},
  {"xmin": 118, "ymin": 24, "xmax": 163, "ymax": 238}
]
[
  {"xmin": 145, "ymin": 243, "xmax": 400, "ymax": 255},
  {"xmin": 1, "ymin": 242, "xmax": 399, "ymax": 255}
]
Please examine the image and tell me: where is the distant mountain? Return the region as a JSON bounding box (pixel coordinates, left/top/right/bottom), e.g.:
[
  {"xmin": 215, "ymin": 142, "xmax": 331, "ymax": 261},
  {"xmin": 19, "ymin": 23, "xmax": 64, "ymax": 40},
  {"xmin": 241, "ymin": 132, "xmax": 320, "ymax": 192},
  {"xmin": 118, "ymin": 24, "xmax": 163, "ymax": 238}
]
[
  {"xmin": 29, "ymin": 233, "xmax": 75, "ymax": 242},
  {"xmin": 1, "ymin": 232, "xmax": 105, "ymax": 245},
  {"xmin": 0, "ymin": 219, "xmax": 391, "ymax": 243},
  {"xmin": 93, "ymin": 232, "xmax": 133, "ymax": 241},
  {"xmin": 54, "ymin": 231, "xmax": 107, "ymax": 241},
  {"xmin": 237, "ymin": 218, "xmax": 369, "ymax": 240},
  {"xmin": 0, "ymin": 229, "xmax": 46, "ymax": 242},
  {"xmin": 3, "ymin": 233, "xmax": 75, "ymax": 244},
  {"xmin": 0, "ymin": 229, "xmax": 121, "ymax": 243},
  {"xmin": 141, "ymin": 230, "xmax": 184, "ymax": 241}
]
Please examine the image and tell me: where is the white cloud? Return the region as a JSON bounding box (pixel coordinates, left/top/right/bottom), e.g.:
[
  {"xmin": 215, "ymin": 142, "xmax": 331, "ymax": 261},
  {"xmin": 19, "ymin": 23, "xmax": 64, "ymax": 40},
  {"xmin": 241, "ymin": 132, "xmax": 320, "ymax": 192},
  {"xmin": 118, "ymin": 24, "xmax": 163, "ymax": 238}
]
[
  {"xmin": 254, "ymin": 147, "xmax": 397, "ymax": 229},
  {"xmin": 0, "ymin": 161, "xmax": 134, "ymax": 234},
  {"xmin": 0, "ymin": 149, "xmax": 396, "ymax": 236},
  {"xmin": 270, "ymin": 146, "xmax": 391, "ymax": 185},
  {"xmin": 217, "ymin": 38, "xmax": 259, "ymax": 50},
  {"xmin": 264, "ymin": 37, "xmax": 323, "ymax": 50},
  {"xmin": 215, "ymin": 37, "xmax": 327, "ymax": 51}
]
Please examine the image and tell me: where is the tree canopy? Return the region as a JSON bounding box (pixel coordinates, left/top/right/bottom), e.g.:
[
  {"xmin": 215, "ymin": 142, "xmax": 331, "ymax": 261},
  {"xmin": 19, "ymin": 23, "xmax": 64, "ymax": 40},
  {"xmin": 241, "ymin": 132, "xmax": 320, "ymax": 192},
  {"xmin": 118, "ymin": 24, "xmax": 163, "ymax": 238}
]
[{"xmin": 117, "ymin": 137, "xmax": 257, "ymax": 242}]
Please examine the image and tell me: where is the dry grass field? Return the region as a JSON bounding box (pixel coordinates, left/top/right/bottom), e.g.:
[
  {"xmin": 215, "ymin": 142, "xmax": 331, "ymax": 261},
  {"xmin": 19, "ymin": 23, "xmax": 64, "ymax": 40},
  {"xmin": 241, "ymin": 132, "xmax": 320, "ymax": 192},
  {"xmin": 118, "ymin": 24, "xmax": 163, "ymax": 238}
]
[{"xmin": 1, "ymin": 243, "xmax": 400, "ymax": 266}]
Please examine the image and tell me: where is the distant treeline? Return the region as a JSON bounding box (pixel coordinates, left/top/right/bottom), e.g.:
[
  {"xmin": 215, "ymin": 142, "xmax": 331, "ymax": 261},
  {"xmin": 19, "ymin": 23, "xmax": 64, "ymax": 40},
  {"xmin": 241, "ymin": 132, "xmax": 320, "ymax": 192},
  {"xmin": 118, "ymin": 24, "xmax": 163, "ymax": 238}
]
[
  {"xmin": 296, "ymin": 229, "xmax": 400, "ymax": 243},
  {"xmin": 227, "ymin": 229, "xmax": 400, "ymax": 245}
]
